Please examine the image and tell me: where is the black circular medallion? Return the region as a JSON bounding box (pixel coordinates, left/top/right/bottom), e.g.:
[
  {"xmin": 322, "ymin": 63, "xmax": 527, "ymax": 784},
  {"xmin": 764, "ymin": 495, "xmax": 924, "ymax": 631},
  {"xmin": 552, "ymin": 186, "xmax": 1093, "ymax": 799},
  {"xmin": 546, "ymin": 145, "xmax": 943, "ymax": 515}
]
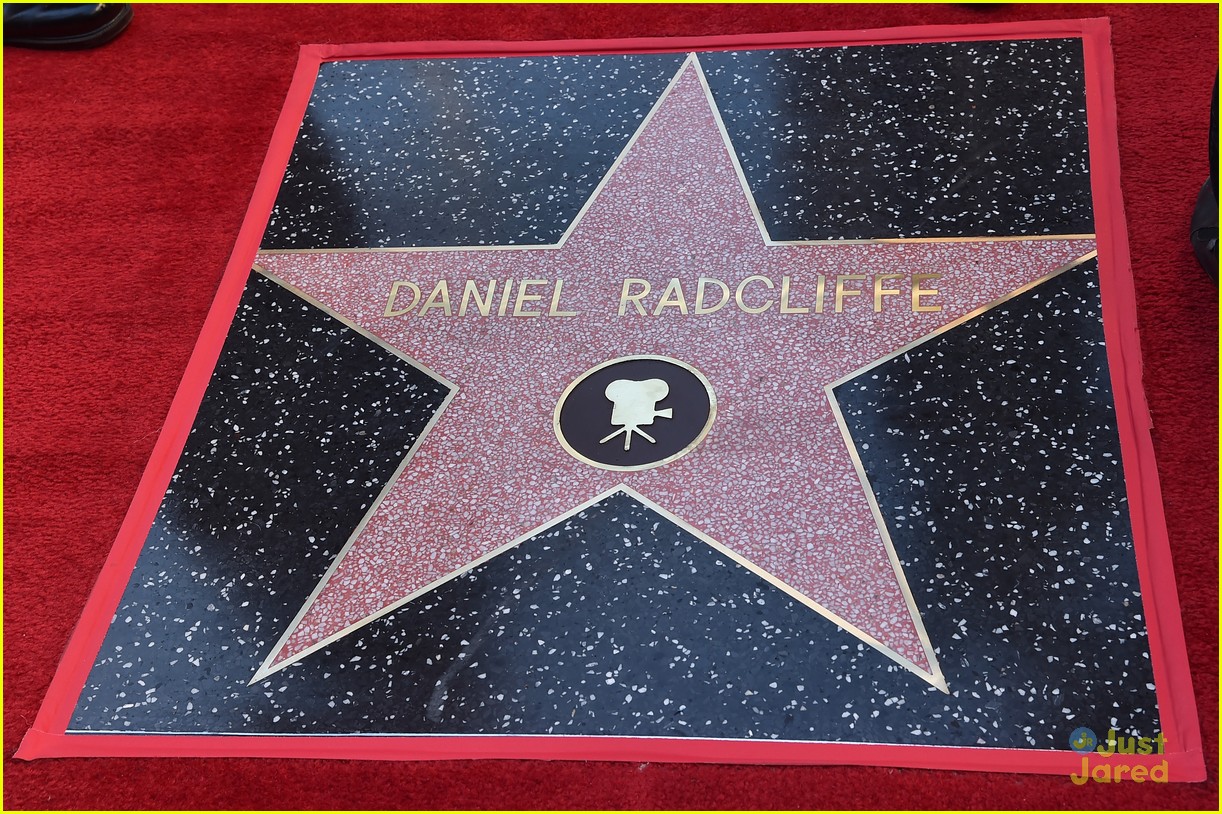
[{"xmin": 554, "ymin": 355, "xmax": 716, "ymax": 471}]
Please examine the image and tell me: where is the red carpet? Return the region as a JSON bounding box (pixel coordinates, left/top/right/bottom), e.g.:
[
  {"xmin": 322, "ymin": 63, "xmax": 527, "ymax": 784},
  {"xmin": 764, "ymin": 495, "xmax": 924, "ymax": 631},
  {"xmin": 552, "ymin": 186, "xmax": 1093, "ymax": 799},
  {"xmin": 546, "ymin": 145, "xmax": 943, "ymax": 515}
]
[{"xmin": 3, "ymin": 3, "xmax": 1216, "ymax": 809}]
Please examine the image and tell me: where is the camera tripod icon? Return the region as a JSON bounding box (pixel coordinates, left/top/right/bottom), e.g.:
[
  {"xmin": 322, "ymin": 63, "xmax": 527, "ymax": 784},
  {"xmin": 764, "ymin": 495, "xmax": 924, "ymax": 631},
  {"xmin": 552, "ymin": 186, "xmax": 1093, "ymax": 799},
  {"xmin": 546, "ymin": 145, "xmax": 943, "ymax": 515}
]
[{"xmin": 599, "ymin": 378, "xmax": 673, "ymax": 451}]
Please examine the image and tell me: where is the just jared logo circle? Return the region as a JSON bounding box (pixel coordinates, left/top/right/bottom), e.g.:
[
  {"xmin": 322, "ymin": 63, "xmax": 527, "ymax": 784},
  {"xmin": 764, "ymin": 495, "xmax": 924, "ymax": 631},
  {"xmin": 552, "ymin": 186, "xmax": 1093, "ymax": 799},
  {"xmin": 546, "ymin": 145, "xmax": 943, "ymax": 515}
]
[{"xmin": 553, "ymin": 355, "xmax": 716, "ymax": 471}]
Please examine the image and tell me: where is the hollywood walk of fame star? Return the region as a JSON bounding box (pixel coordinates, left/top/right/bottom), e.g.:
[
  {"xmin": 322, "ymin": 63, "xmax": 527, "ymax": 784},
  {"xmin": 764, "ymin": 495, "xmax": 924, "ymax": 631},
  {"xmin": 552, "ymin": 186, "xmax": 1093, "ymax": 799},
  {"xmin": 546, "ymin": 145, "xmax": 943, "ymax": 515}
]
[{"xmin": 254, "ymin": 55, "xmax": 1097, "ymax": 689}]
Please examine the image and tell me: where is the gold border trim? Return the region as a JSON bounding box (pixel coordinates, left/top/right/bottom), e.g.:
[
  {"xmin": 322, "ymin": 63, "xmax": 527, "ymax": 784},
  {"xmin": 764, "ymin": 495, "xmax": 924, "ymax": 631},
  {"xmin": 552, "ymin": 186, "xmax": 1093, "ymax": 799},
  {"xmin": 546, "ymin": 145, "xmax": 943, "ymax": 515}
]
[
  {"xmin": 248, "ymin": 265, "xmax": 459, "ymax": 685},
  {"xmin": 256, "ymin": 54, "xmax": 1097, "ymax": 256},
  {"xmin": 552, "ymin": 354, "xmax": 718, "ymax": 472},
  {"xmin": 247, "ymin": 58, "xmax": 1102, "ymax": 688}
]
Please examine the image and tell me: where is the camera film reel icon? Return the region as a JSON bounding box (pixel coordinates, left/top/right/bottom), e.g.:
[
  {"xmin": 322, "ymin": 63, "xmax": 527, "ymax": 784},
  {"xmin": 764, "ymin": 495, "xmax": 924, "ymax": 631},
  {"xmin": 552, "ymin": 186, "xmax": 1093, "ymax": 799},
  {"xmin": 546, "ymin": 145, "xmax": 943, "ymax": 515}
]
[{"xmin": 554, "ymin": 355, "xmax": 716, "ymax": 471}]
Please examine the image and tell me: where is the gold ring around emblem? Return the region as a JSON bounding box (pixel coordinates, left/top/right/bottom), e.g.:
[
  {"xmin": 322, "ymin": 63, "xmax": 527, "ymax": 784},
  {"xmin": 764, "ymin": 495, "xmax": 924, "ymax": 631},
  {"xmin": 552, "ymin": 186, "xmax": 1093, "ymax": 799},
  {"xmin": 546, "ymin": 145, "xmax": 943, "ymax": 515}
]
[{"xmin": 552, "ymin": 354, "xmax": 717, "ymax": 472}]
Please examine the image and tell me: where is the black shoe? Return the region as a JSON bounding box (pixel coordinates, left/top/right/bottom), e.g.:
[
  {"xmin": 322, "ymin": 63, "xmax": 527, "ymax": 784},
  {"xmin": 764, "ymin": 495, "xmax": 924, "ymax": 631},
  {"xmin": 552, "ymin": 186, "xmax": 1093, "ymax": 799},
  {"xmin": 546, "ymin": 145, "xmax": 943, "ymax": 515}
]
[
  {"xmin": 1191, "ymin": 181, "xmax": 1218, "ymax": 282},
  {"xmin": 3, "ymin": 3, "xmax": 132, "ymax": 49},
  {"xmin": 1192, "ymin": 76, "xmax": 1218, "ymax": 282}
]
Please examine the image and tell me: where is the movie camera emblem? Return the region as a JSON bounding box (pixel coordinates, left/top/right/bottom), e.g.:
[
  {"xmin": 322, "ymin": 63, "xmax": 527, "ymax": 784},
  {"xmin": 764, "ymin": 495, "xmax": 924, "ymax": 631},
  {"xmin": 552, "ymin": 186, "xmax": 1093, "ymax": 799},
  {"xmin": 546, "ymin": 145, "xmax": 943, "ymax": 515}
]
[{"xmin": 553, "ymin": 355, "xmax": 716, "ymax": 471}]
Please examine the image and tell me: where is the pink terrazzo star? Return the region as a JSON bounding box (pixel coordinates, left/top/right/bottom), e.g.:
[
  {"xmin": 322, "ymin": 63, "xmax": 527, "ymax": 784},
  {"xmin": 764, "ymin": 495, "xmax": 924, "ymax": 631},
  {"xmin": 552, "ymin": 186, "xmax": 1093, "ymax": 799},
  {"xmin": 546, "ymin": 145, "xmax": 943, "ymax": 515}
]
[{"xmin": 255, "ymin": 56, "xmax": 1097, "ymax": 688}]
